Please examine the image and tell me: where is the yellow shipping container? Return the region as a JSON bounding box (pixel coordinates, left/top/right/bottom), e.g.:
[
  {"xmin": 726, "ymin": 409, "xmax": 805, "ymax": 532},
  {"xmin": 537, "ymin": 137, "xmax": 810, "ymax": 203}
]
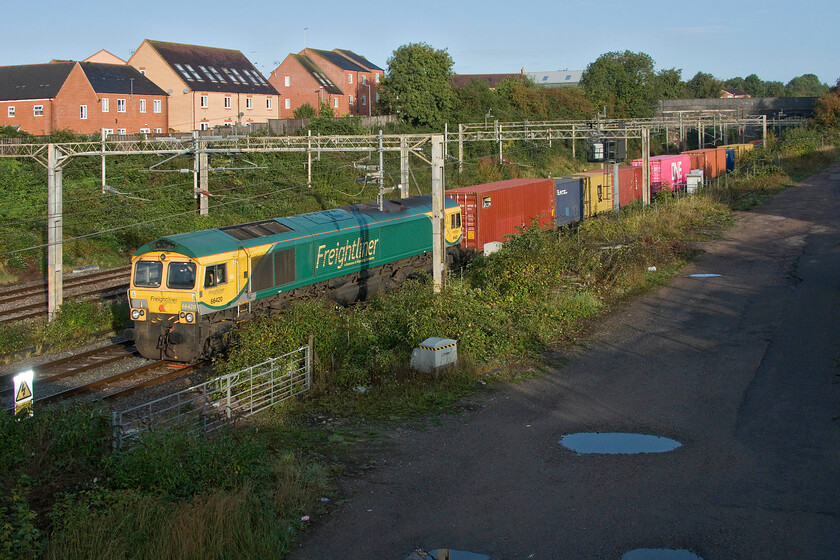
[
  {"xmin": 719, "ymin": 143, "xmax": 753, "ymax": 159},
  {"xmin": 570, "ymin": 171, "xmax": 614, "ymax": 218}
]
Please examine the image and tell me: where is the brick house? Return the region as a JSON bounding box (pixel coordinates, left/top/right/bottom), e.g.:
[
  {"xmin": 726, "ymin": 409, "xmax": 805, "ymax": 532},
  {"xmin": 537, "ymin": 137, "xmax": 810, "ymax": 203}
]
[
  {"xmin": 128, "ymin": 40, "xmax": 280, "ymax": 132},
  {"xmin": 268, "ymin": 48, "xmax": 383, "ymax": 117},
  {"xmin": 0, "ymin": 62, "xmax": 168, "ymax": 135},
  {"xmin": 268, "ymin": 53, "xmax": 345, "ymax": 117}
]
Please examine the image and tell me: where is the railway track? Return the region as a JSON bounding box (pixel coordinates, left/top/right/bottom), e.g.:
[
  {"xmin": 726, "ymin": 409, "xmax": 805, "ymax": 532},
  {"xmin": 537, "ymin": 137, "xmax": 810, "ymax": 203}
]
[
  {"xmin": 41, "ymin": 361, "xmax": 200, "ymax": 403},
  {"xmin": 1, "ymin": 340, "xmax": 202, "ymax": 410},
  {"xmin": 0, "ymin": 266, "xmax": 130, "ymax": 324}
]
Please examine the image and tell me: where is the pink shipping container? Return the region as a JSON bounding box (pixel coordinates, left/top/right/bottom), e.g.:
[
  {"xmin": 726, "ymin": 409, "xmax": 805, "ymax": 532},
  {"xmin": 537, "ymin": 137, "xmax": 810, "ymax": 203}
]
[
  {"xmin": 446, "ymin": 178, "xmax": 555, "ymax": 251},
  {"xmin": 632, "ymin": 154, "xmax": 690, "ymax": 191},
  {"xmin": 617, "ymin": 166, "xmax": 643, "ymax": 206}
]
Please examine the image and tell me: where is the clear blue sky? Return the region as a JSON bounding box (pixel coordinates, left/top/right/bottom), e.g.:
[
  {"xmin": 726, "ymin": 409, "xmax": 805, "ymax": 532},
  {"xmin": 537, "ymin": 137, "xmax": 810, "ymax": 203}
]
[{"xmin": 5, "ymin": 0, "xmax": 838, "ymax": 86}]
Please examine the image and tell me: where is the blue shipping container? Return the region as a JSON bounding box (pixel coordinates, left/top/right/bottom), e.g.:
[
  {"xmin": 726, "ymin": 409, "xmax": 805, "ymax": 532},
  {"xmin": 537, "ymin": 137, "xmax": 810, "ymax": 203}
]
[
  {"xmin": 725, "ymin": 149, "xmax": 735, "ymax": 171},
  {"xmin": 554, "ymin": 177, "xmax": 584, "ymax": 227}
]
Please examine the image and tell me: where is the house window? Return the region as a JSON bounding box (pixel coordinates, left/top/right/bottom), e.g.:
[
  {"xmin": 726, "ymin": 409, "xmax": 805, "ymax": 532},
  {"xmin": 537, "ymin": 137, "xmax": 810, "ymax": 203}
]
[
  {"xmin": 153, "ymin": 99, "xmax": 161, "ymax": 113},
  {"xmin": 117, "ymin": 128, "xmax": 126, "ymax": 135},
  {"xmin": 349, "ymin": 95, "xmax": 354, "ymax": 105},
  {"xmin": 333, "ymin": 98, "xmax": 338, "ymax": 109},
  {"xmin": 200, "ymin": 122, "xmax": 210, "ymax": 131},
  {"xmin": 102, "ymin": 128, "xmax": 113, "ymax": 136},
  {"xmin": 266, "ymin": 98, "xmax": 272, "ymax": 110},
  {"xmin": 284, "ymin": 76, "xmax": 290, "ymax": 87},
  {"xmin": 154, "ymin": 128, "xmax": 162, "ymax": 133},
  {"xmin": 101, "ymin": 98, "xmax": 109, "ymax": 112},
  {"xmin": 80, "ymin": 105, "xmax": 87, "ymax": 119},
  {"xmin": 361, "ymin": 75, "xmax": 366, "ymax": 85},
  {"xmin": 348, "ymin": 74, "xmax": 353, "ymax": 84},
  {"xmin": 375, "ymin": 73, "xmax": 379, "ymax": 83},
  {"xmin": 285, "ymin": 98, "xmax": 290, "ymax": 109},
  {"xmin": 376, "ymin": 93, "xmax": 381, "ymax": 102},
  {"xmin": 140, "ymin": 128, "xmax": 151, "ymax": 134},
  {"xmin": 34, "ymin": 105, "xmax": 43, "ymax": 117},
  {"xmin": 362, "ymin": 95, "xmax": 366, "ymax": 106},
  {"xmin": 200, "ymin": 95, "xmax": 208, "ymax": 108},
  {"xmin": 224, "ymin": 96, "xmax": 231, "ymax": 109},
  {"xmin": 246, "ymin": 98, "xmax": 253, "ymax": 109},
  {"xmin": 7, "ymin": 106, "xmax": 14, "ymax": 118},
  {"xmin": 117, "ymin": 99, "xmax": 126, "ymax": 112},
  {"xmin": 139, "ymin": 99, "xmax": 146, "ymax": 113},
  {"xmin": 140, "ymin": 69, "xmax": 146, "ymax": 75}
]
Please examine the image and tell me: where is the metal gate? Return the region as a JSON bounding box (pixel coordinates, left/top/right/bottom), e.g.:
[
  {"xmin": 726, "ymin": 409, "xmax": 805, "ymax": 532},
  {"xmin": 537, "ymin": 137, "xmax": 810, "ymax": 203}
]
[{"xmin": 112, "ymin": 345, "xmax": 311, "ymax": 449}]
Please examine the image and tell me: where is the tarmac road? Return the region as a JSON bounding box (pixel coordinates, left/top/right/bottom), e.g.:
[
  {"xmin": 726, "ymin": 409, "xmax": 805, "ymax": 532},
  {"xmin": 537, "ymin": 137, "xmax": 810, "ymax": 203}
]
[{"xmin": 289, "ymin": 164, "xmax": 840, "ymax": 560}]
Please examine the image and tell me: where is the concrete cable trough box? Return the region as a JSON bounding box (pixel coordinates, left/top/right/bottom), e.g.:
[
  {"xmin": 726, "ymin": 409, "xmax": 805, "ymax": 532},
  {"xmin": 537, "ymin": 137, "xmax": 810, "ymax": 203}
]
[{"xmin": 410, "ymin": 337, "xmax": 458, "ymax": 373}]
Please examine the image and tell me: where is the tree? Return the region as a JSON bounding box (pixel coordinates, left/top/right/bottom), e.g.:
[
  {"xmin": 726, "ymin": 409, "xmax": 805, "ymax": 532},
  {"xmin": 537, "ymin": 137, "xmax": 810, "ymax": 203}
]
[
  {"xmin": 785, "ymin": 74, "xmax": 829, "ymax": 97},
  {"xmin": 293, "ymin": 103, "xmax": 317, "ymax": 119},
  {"xmin": 449, "ymin": 78, "xmax": 511, "ymax": 123},
  {"xmin": 654, "ymin": 68, "xmax": 685, "ymax": 100},
  {"xmin": 379, "ymin": 42, "xmax": 455, "ymax": 129},
  {"xmin": 813, "ymin": 80, "xmax": 840, "ymax": 128},
  {"xmin": 685, "ymin": 72, "xmax": 723, "ymax": 98},
  {"xmin": 764, "ymin": 81, "xmax": 786, "ymax": 97},
  {"xmin": 580, "ymin": 51, "xmax": 659, "ymax": 118},
  {"xmin": 743, "ymin": 74, "xmax": 765, "ymax": 97},
  {"xmin": 725, "ymin": 76, "xmax": 746, "ymax": 91}
]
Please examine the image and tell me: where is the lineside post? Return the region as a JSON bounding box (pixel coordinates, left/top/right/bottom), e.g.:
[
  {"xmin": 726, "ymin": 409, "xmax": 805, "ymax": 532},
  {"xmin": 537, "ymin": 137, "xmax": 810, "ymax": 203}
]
[
  {"xmin": 400, "ymin": 136, "xmax": 409, "ymax": 198},
  {"xmin": 198, "ymin": 149, "xmax": 209, "ymax": 216},
  {"xmin": 431, "ymin": 134, "xmax": 445, "ymax": 293},
  {"xmin": 47, "ymin": 143, "xmax": 63, "ymax": 320},
  {"xmin": 642, "ymin": 128, "xmax": 651, "ymax": 206},
  {"xmin": 458, "ymin": 123, "xmax": 464, "ymax": 174}
]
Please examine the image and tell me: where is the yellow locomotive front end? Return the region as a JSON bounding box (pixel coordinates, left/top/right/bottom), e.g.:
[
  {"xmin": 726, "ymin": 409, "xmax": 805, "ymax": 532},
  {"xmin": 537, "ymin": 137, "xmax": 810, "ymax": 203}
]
[{"xmin": 125, "ymin": 251, "xmax": 203, "ymax": 361}]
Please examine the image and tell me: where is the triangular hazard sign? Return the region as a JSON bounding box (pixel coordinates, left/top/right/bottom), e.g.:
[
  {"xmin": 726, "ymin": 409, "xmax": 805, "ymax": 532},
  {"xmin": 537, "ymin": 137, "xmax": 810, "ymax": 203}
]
[{"xmin": 16, "ymin": 381, "xmax": 32, "ymax": 402}]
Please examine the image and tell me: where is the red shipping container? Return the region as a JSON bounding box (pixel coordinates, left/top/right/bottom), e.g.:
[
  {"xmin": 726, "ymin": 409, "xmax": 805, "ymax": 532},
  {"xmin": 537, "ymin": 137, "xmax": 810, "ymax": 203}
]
[
  {"xmin": 446, "ymin": 178, "xmax": 555, "ymax": 251},
  {"xmin": 687, "ymin": 153, "xmax": 704, "ymax": 174},
  {"xmin": 617, "ymin": 166, "xmax": 642, "ymax": 206},
  {"xmin": 683, "ymin": 148, "xmax": 726, "ymax": 179}
]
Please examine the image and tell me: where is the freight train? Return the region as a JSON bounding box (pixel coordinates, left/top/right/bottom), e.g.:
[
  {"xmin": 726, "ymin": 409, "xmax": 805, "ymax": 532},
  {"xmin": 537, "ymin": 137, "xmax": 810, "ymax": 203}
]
[
  {"xmin": 124, "ymin": 195, "xmax": 463, "ymax": 361},
  {"xmin": 125, "ymin": 143, "xmax": 753, "ymax": 361}
]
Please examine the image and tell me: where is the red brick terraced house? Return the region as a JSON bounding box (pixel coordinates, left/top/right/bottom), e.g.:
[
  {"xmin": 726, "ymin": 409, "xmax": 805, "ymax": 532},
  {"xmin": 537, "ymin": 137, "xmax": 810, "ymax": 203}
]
[
  {"xmin": 128, "ymin": 40, "xmax": 280, "ymax": 132},
  {"xmin": 269, "ymin": 48, "xmax": 383, "ymax": 118},
  {"xmin": 268, "ymin": 53, "xmax": 344, "ymax": 117},
  {"xmin": 0, "ymin": 62, "xmax": 168, "ymax": 136}
]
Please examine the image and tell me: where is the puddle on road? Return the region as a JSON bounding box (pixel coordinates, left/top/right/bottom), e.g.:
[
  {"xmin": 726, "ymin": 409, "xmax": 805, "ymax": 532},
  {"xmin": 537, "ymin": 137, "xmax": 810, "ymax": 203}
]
[
  {"xmin": 559, "ymin": 432, "xmax": 682, "ymax": 454},
  {"xmin": 621, "ymin": 549, "xmax": 703, "ymax": 560},
  {"xmin": 689, "ymin": 274, "xmax": 721, "ymax": 278},
  {"xmin": 406, "ymin": 549, "xmax": 491, "ymax": 560}
]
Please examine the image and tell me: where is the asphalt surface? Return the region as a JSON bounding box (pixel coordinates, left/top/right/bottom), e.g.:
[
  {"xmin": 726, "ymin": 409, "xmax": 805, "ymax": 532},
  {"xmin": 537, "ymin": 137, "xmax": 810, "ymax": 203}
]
[{"xmin": 289, "ymin": 165, "xmax": 840, "ymax": 560}]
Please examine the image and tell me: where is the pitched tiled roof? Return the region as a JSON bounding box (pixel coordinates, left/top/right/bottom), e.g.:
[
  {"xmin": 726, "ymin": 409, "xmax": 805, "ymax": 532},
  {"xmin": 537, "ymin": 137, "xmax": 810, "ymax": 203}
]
[
  {"xmin": 308, "ymin": 48, "xmax": 368, "ymax": 72},
  {"xmin": 291, "ymin": 54, "xmax": 343, "ymax": 95},
  {"xmin": 334, "ymin": 49, "xmax": 383, "ymax": 72},
  {"xmin": 0, "ymin": 63, "xmax": 75, "ymax": 100},
  {"xmin": 80, "ymin": 62, "xmax": 167, "ymax": 96},
  {"xmin": 524, "ymin": 70, "xmax": 583, "ymax": 86},
  {"xmin": 146, "ymin": 40, "xmax": 278, "ymax": 95}
]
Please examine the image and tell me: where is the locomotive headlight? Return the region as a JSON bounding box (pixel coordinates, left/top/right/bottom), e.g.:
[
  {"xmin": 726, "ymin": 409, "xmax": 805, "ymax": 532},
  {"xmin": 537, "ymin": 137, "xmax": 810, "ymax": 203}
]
[
  {"xmin": 185, "ymin": 312, "xmax": 195, "ymax": 323},
  {"xmin": 131, "ymin": 309, "xmax": 142, "ymax": 320}
]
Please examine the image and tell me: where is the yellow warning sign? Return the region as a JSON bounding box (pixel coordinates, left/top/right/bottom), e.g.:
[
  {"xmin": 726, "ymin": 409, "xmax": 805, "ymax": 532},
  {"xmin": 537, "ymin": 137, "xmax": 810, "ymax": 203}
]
[
  {"xmin": 16, "ymin": 381, "xmax": 32, "ymax": 401},
  {"xmin": 13, "ymin": 370, "xmax": 34, "ymax": 418}
]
